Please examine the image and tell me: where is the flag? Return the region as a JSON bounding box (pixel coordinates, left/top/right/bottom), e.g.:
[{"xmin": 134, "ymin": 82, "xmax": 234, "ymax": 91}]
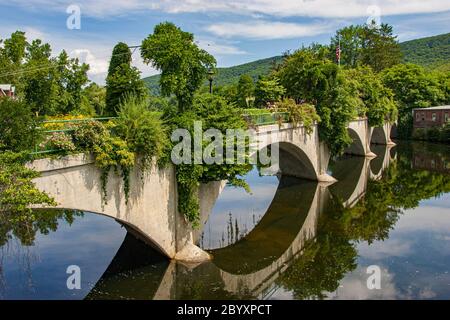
[{"xmin": 336, "ymin": 45, "xmax": 341, "ymax": 64}]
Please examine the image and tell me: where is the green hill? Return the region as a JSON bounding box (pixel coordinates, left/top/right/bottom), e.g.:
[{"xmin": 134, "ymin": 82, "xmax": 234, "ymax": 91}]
[
  {"xmin": 143, "ymin": 32, "xmax": 450, "ymax": 94},
  {"xmin": 400, "ymin": 32, "xmax": 450, "ymax": 70},
  {"xmin": 143, "ymin": 56, "xmax": 283, "ymax": 95}
]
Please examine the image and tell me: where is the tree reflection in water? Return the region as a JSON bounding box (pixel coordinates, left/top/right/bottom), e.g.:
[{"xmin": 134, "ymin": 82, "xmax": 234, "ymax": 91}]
[
  {"xmin": 1, "ymin": 142, "xmax": 450, "ymax": 300},
  {"xmin": 278, "ymin": 142, "xmax": 450, "ymax": 299}
]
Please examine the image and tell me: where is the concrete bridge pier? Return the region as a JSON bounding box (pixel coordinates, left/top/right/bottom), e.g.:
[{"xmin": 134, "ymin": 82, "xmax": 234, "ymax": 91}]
[{"xmin": 29, "ymin": 154, "xmax": 216, "ymax": 264}]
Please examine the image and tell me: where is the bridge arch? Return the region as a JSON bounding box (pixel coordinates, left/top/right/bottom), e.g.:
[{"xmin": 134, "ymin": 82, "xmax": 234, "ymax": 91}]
[
  {"xmin": 371, "ymin": 126, "xmax": 388, "ymax": 145},
  {"xmin": 277, "ymin": 142, "xmax": 318, "ymax": 181},
  {"xmin": 344, "ymin": 127, "xmax": 366, "ymax": 156},
  {"xmin": 329, "ymin": 155, "xmax": 369, "ymax": 207},
  {"xmin": 390, "ymin": 123, "xmax": 398, "ymax": 140}
]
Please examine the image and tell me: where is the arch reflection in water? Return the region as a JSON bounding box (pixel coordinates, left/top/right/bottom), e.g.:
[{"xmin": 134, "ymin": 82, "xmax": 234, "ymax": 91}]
[
  {"xmin": 87, "ymin": 145, "xmax": 395, "ymax": 299},
  {"xmin": 5, "ymin": 142, "xmax": 450, "ymax": 300}
]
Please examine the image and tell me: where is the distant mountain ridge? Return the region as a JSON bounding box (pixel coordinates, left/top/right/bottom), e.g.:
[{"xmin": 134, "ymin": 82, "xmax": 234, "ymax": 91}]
[{"xmin": 143, "ymin": 32, "xmax": 450, "ymax": 95}]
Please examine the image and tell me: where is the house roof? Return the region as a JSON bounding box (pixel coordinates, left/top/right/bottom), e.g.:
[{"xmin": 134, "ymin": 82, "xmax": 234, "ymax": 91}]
[
  {"xmin": 0, "ymin": 84, "xmax": 15, "ymax": 92},
  {"xmin": 413, "ymin": 105, "xmax": 450, "ymax": 111}
]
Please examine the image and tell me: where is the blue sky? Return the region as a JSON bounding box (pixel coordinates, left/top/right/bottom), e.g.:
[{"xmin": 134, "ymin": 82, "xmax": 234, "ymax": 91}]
[{"xmin": 1, "ymin": 0, "xmax": 449, "ymax": 84}]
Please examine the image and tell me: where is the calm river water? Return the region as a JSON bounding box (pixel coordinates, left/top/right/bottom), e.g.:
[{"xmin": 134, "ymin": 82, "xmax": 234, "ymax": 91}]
[{"xmin": 1, "ymin": 141, "xmax": 450, "ymax": 300}]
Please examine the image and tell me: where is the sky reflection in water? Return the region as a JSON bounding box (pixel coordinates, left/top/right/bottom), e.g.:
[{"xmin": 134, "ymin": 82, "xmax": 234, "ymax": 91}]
[{"xmin": 0, "ymin": 142, "xmax": 450, "ymax": 299}]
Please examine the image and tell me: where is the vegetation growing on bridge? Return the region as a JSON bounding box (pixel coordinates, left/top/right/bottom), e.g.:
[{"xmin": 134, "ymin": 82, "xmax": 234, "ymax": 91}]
[{"xmin": 0, "ymin": 21, "xmax": 449, "ymax": 226}]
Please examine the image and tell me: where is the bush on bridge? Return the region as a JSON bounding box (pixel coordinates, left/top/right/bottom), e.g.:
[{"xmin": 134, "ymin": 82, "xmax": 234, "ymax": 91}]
[
  {"xmin": 115, "ymin": 95, "xmax": 169, "ymax": 171},
  {"xmin": 274, "ymin": 98, "xmax": 320, "ymax": 134},
  {"xmin": 162, "ymin": 93, "xmax": 253, "ymax": 226},
  {"xmin": 343, "ymin": 66, "xmax": 398, "ymax": 127},
  {"xmin": 0, "ymin": 152, "xmax": 56, "ymax": 218},
  {"xmin": 276, "ymin": 47, "xmax": 359, "ymax": 156}
]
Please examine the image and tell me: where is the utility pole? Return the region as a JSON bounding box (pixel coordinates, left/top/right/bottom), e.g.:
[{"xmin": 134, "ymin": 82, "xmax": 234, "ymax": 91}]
[
  {"xmin": 208, "ymin": 69, "xmax": 214, "ymax": 94},
  {"xmin": 338, "ymin": 35, "xmax": 341, "ymax": 67}
]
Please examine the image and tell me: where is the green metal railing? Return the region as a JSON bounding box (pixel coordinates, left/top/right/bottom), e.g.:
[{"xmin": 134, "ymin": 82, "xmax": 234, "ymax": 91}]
[
  {"xmin": 242, "ymin": 112, "xmax": 289, "ymax": 126},
  {"xmin": 32, "ymin": 117, "xmax": 118, "ymax": 155},
  {"xmin": 31, "ymin": 112, "xmax": 291, "ymax": 156}
]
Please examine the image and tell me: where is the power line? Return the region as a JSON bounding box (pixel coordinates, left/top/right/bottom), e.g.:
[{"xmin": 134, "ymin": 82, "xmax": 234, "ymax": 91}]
[{"xmin": 0, "ymin": 45, "xmax": 142, "ymax": 78}]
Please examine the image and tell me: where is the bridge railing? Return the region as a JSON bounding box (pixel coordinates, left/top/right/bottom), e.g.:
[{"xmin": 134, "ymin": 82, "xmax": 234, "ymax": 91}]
[
  {"xmin": 32, "ymin": 117, "xmax": 117, "ymax": 155},
  {"xmin": 242, "ymin": 112, "xmax": 289, "ymax": 126},
  {"xmin": 31, "ymin": 112, "xmax": 290, "ymax": 156}
]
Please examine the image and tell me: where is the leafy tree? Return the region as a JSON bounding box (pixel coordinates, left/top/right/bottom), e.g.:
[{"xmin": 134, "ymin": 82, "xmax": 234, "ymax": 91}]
[
  {"xmin": 236, "ymin": 74, "xmax": 255, "ymax": 108},
  {"xmin": 343, "ymin": 66, "xmax": 397, "ymax": 127},
  {"xmin": 54, "ymin": 50, "xmax": 90, "ymax": 114},
  {"xmin": 80, "ymin": 83, "xmax": 106, "ymax": 116},
  {"xmin": 212, "ymin": 84, "xmax": 238, "ymax": 105},
  {"xmin": 0, "ymin": 31, "xmax": 27, "ymax": 85},
  {"xmin": 330, "ymin": 22, "xmax": 402, "ymax": 72},
  {"xmin": 21, "ymin": 39, "xmax": 59, "ymax": 115},
  {"xmin": 330, "ymin": 25, "xmax": 364, "ymax": 67},
  {"xmin": 360, "ymin": 22, "xmax": 402, "ymax": 72},
  {"xmin": 0, "ymin": 152, "xmax": 56, "ymax": 225},
  {"xmin": 254, "ymin": 76, "xmax": 285, "ymax": 107},
  {"xmin": 0, "ymin": 98, "xmax": 41, "ymax": 152},
  {"xmin": 141, "ymin": 22, "xmax": 216, "ymax": 111},
  {"xmin": 3, "ymin": 31, "xmax": 27, "ymax": 64},
  {"xmin": 1, "ymin": 34, "xmax": 90, "ymax": 116},
  {"xmin": 277, "ymin": 47, "xmax": 358, "ymax": 155},
  {"xmin": 382, "ymin": 63, "xmax": 446, "ymax": 138},
  {"xmin": 105, "ymin": 42, "xmax": 147, "ymax": 116}
]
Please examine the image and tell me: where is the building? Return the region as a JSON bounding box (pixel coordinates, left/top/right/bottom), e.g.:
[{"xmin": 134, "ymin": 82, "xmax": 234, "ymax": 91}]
[
  {"xmin": 413, "ymin": 105, "xmax": 450, "ymax": 130},
  {"xmin": 0, "ymin": 84, "xmax": 15, "ymax": 98}
]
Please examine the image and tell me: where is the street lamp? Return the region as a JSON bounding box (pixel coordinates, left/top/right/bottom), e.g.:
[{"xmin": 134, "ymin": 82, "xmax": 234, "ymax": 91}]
[{"xmin": 207, "ymin": 69, "xmax": 215, "ymax": 94}]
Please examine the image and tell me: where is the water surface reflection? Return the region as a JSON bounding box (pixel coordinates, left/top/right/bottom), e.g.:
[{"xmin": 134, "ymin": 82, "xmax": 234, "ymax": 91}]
[{"xmin": 1, "ymin": 142, "xmax": 450, "ymax": 299}]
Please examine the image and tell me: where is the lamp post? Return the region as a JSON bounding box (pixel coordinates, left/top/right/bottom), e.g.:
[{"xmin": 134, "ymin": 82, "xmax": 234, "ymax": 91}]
[{"xmin": 207, "ymin": 69, "xmax": 214, "ymax": 94}]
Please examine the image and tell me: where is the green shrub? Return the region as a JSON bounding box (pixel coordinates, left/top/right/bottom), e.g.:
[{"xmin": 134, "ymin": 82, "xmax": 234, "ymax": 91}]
[
  {"xmin": 40, "ymin": 132, "xmax": 76, "ymax": 154},
  {"xmin": 412, "ymin": 128, "xmax": 426, "ymax": 140},
  {"xmin": 0, "ymin": 98, "xmax": 41, "ymax": 152},
  {"xmin": 115, "ymin": 95, "xmax": 169, "ymax": 170},
  {"xmin": 0, "ymin": 151, "xmax": 56, "ymax": 215},
  {"xmin": 426, "ymin": 127, "xmax": 441, "ymax": 142},
  {"xmin": 93, "ymin": 136, "xmax": 135, "ymax": 203},
  {"xmin": 275, "ymin": 98, "xmax": 320, "ymax": 134},
  {"xmin": 73, "ymin": 120, "xmax": 109, "ymax": 149},
  {"xmin": 440, "ymin": 124, "xmax": 450, "ymax": 143}
]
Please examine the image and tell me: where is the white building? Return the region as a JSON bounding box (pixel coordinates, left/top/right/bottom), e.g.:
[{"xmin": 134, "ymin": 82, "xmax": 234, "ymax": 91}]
[{"xmin": 0, "ymin": 84, "xmax": 16, "ymax": 98}]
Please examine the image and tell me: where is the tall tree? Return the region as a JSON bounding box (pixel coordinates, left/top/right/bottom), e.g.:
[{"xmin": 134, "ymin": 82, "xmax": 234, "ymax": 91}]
[
  {"xmin": 360, "ymin": 22, "xmax": 402, "ymax": 72},
  {"xmin": 254, "ymin": 76, "xmax": 285, "ymax": 108},
  {"xmin": 105, "ymin": 42, "xmax": 147, "ymax": 116},
  {"xmin": 21, "ymin": 39, "xmax": 59, "ymax": 116},
  {"xmin": 141, "ymin": 22, "xmax": 216, "ymax": 112},
  {"xmin": 330, "ymin": 22, "xmax": 402, "ymax": 72},
  {"xmin": 382, "ymin": 63, "xmax": 446, "ymax": 138},
  {"xmin": 277, "ymin": 47, "xmax": 359, "ymax": 156},
  {"xmin": 0, "ymin": 31, "xmax": 27, "ymax": 85},
  {"xmin": 330, "ymin": 25, "xmax": 364, "ymax": 67},
  {"xmin": 236, "ymin": 74, "xmax": 255, "ymax": 108},
  {"xmin": 3, "ymin": 30, "xmax": 27, "ymax": 64}
]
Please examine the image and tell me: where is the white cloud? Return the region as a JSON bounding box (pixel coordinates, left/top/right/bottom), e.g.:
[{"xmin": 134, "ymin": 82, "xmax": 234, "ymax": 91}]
[
  {"xmin": 0, "ymin": 25, "xmax": 159, "ymax": 84},
  {"xmin": 71, "ymin": 49, "xmax": 108, "ymax": 75},
  {"xmin": 196, "ymin": 39, "xmax": 247, "ymax": 55},
  {"xmin": 8, "ymin": 0, "xmax": 450, "ymax": 18},
  {"xmin": 207, "ymin": 21, "xmax": 332, "ymax": 39},
  {"xmin": 357, "ymin": 239, "xmax": 412, "ymax": 260}
]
